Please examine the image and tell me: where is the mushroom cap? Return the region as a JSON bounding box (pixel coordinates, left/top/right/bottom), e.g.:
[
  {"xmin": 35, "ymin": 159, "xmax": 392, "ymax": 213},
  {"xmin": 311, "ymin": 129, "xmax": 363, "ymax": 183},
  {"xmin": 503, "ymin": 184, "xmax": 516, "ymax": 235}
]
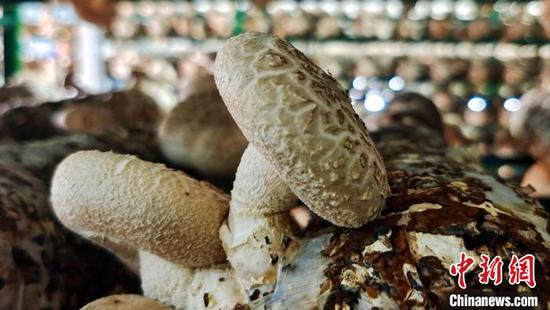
[
  {"xmin": 510, "ymin": 88, "xmax": 550, "ymax": 152},
  {"xmin": 384, "ymin": 92, "xmax": 444, "ymax": 134},
  {"xmin": 53, "ymin": 105, "xmax": 116, "ymax": 133},
  {"xmin": 51, "ymin": 150, "xmax": 229, "ymax": 267},
  {"xmin": 158, "ymin": 75, "xmax": 247, "ymax": 178},
  {"xmin": 215, "ymin": 32, "xmax": 389, "ymax": 228},
  {"xmin": 107, "ymin": 90, "xmax": 160, "ymax": 127},
  {"xmin": 80, "ymin": 294, "xmax": 170, "ymax": 310}
]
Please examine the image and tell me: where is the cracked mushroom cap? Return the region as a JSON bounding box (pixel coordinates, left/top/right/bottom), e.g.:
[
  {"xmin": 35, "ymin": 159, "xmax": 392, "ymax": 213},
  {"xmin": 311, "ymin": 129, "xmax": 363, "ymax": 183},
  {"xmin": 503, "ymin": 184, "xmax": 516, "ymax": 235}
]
[
  {"xmin": 51, "ymin": 150, "xmax": 229, "ymax": 267},
  {"xmin": 158, "ymin": 74, "xmax": 247, "ymax": 179},
  {"xmin": 215, "ymin": 32, "xmax": 389, "ymax": 228},
  {"xmin": 81, "ymin": 294, "xmax": 170, "ymax": 310}
]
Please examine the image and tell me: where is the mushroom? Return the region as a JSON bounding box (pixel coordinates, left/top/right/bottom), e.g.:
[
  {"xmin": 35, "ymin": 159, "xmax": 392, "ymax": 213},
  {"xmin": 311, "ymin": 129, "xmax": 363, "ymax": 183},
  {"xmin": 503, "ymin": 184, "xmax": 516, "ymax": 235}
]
[
  {"xmin": 51, "ymin": 143, "xmax": 298, "ymax": 304},
  {"xmin": 214, "ymin": 32, "xmax": 392, "ymax": 297},
  {"xmin": 2, "ymin": 90, "xmax": 159, "ymax": 142},
  {"xmin": 158, "ymin": 74, "xmax": 248, "ymax": 180},
  {"xmin": 378, "ymin": 92, "xmax": 444, "ymax": 134},
  {"xmin": 215, "ymin": 32, "xmax": 389, "ymax": 228},
  {"xmin": 81, "ymin": 294, "xmax": 170, "ymax": 310},
  {"xmin": 51, "ymin": 150, "xmax": 247, "ymax": 308}
]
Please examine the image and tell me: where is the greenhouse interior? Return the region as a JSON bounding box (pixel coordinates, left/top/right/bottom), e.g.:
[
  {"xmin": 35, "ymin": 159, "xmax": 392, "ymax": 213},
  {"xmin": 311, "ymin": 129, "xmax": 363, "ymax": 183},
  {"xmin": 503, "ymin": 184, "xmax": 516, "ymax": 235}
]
[{"xmin": 1, "ymin": 0, "xmax": 549, "ymax": 309}]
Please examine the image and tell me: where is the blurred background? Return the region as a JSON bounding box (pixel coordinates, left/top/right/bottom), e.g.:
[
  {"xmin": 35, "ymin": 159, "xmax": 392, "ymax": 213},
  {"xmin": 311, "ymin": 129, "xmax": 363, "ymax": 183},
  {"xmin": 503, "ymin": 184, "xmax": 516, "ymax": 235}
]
[{"xmin": 1, "ymin": 0, "xmax": 550, "ymax": 204}]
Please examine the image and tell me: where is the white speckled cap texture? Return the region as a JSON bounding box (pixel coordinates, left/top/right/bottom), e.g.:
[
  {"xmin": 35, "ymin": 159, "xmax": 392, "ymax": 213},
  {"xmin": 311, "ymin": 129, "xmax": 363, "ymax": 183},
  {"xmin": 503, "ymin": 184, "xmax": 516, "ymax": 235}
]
[{"xmin": 215, "ymin": 32, "xmax": 390, "ymax": 228}]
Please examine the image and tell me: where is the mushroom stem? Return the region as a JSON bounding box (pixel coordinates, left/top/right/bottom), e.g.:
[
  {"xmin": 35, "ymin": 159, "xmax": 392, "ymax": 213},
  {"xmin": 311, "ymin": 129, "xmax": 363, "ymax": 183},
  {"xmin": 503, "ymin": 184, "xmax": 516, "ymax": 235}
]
[
  {"xmin": 229, "ymin": 145, "xmax": 297, "ymax": 215},
  {"xmin": 220, "ymin": 145, "xmax": 298, "ymax": 297},
  {"xmin": 139, "ymin": 252, "xmax": 246, "ymax": 309}
]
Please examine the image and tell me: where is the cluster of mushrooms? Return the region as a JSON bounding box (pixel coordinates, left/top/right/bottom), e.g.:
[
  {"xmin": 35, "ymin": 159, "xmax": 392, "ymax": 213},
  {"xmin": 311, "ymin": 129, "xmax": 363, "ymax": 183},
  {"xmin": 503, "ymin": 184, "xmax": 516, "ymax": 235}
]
[
  {"xmin": 51, "ymin": 32, "xmax": 390, "ymax": 309},
  {"xmin": 2, "ymin": 33, "xmax": 548, "ymax": 309}
]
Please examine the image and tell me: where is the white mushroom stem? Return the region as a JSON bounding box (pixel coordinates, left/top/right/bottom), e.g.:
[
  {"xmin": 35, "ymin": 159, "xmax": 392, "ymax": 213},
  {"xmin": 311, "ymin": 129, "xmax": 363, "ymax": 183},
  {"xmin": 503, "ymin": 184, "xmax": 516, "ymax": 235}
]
[
  {"xmin": 230, "ymin": 146, "xmax": 297, "ymax": 215},
  {"xmin": 220, "ymin": 145, "xmax": 298, "ymax": 296},
  {"xmin": 139, "ymin": 252, "xmax": 246, "ymax": 309}
]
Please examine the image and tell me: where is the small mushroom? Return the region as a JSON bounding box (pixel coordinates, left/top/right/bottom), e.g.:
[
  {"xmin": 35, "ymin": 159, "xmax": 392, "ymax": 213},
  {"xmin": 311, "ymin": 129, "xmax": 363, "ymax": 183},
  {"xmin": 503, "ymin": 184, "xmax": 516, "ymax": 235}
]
[
  {"xmin": 51, "ymin": 150, "xmax": 228, "ymax": 267},
  {"xmin": 81, "ymin": 294, "xmax": 170, "ymax": 310},
  {"xmin": 3, "ymin": 90, "xmax": 159, "ymax": 142},
  {"xmin": 51, "ymin": 150, "xmax": 246, "ymax": 308},
  {"xmin": 215, "ymin": 32, "xmax": 389, "ymax": 228},
  {"xmin": 52, "ymin": 90, "xmax": 160, "ymax": 134},
  {"xmin": 380, "ymin": 92, "xmax": 444, "ymax": 134},
  {"xmin": 158, "ymin": 74, "xmax": 247, "ymax": 180}
]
